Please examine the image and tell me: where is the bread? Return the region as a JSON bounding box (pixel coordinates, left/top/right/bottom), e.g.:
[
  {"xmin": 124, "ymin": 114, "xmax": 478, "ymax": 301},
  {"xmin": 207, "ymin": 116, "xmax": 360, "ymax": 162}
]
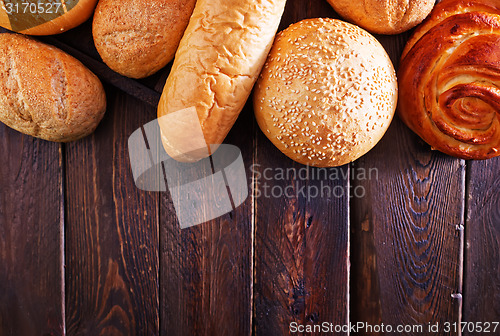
[
  {"xmin": 326, "ymin": 0, "xmax": 435, "ymax": 34},
  {"xmin": 398, "ymin": 0, "xmax": 500, "ymax": 160},
  {"xmin": 254, "ymin": 18, "xmax": 398, "ymax": 167},
  {"xmin": 92, "ymin": 0, "xmax": 196, "ymax": 79},
  {"xmin": 0, "ymin": 33, "xmax": 106, "ymax": 142},
  {"xmin": 0, "ymin": 0, "xmax": 98, "ymax": 35},
  {"xmin": 157, "ymin": 0, "xmax": 287, "ymax": 162}
]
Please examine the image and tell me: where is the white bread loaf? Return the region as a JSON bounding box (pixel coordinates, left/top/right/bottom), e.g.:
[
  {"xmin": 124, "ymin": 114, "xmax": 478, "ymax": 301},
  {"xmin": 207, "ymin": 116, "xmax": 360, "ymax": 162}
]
[{"xmin": 157, "ymin": 0, "xmax": 287, "ymax": 162}]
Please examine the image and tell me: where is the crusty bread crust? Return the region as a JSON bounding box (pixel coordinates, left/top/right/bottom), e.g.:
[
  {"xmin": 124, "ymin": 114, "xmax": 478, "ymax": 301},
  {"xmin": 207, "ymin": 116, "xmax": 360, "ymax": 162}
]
[
  {"xmin": 92, "ymin": 0, "xmax": 196, "ymax": 79},
  {"xmin": 0, "ymin": 33, "xmax": 106, "ymax": 142},
  {"xmin": 19, "ymin": 0, "xmax": 98, "ymax": 35},
  {"xmin": 327, "ymin": 0, "xmax": 435, "ymax": 35},
  {"xmin": 157, "ymin": 0, "xmax": 287, "ymax": 162}
]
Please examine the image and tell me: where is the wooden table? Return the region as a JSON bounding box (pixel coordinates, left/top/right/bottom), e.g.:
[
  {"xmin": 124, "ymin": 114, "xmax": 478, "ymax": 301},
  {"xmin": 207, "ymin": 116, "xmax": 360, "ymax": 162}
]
[{"xmin": 0, "ymin": 1, "xmax": 499, "ymax": 335}]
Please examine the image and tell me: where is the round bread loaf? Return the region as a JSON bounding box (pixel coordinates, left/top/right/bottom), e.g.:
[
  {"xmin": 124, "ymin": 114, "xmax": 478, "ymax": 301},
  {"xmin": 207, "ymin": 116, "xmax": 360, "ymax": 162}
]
[
  {"xmin": 326, "ymin": 0, "xmax": 435, "ymax": 34},
  {"xmin": 0, "ymin": 33, "xmax": 106, "ymax": 142},
  {"xmin": 92, "ymin": 0, "xmax": 196, "ymax": 79},
  {"xmin": 0, "ymin": 0, "xmax": 98, "ymax": 35},
  {"xmin": 398, "ymin": 0, "xmax": 500, "ymax": 160},
  {"xmin": 254, "ymin": 18, "xmax": 398, "ymax": 167}
]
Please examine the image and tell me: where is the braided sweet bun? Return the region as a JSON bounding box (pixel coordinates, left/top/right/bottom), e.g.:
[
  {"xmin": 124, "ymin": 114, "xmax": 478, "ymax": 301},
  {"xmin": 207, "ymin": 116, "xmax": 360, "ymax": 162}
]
[{"xmin": 398, "ymin": 0, "xmax": 500, "ymax": 160}]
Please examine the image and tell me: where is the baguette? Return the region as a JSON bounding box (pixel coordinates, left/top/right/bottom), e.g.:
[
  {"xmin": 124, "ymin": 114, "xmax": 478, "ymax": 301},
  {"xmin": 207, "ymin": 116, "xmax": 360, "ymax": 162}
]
[
  {"xmin": 0, "ymin": 33, "xmax": 106, "ymax": 142},
  {"xmin": 157, "ymin": 0, "xmax": 287, "ymax": 162}
]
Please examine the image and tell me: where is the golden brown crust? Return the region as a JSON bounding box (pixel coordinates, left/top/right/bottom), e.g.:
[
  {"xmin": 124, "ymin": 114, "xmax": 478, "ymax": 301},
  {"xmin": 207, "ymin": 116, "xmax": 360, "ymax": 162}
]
[
  {"xmin": 157, "ymin": 0, "xmax": 287, "ymax": 162},
  {"xmin": 327, "ymin": 0, "xmax": 435, "ymax": 34},
  {"xmin": 398, "ymin": 0, "xmax": 500, "ymax": 160},
  {"xmin": 92, "ymin": 0, "xmax": 196, "ymax": 79},
  {"xmin": 7, "ymin": 0, "xmax": 98, "ymax": 35},
  {"xmin": 254, "ymin": 18, "xmax": 398, "ymax": 167},
  {"xmin": 0, "ymin": 33, "xmax": 106, "ymax": 142}
]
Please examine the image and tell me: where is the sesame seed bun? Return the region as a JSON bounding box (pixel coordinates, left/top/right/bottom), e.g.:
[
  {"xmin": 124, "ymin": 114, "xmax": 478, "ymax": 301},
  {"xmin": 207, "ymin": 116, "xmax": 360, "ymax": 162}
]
[{"xmin": 253, "ymin": 18, "xmax": 398, "ymax": 167}]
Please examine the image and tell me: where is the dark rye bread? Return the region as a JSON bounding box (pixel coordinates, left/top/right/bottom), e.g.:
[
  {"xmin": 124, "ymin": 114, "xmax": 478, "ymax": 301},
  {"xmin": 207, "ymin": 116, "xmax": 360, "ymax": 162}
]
[
  {"xmin": 0, "ymin": 33, "xmax": 106, "ymax": 142},
  {"xmin": 92, "ymin": 0, "xmax": 196, "ymax": 79}
]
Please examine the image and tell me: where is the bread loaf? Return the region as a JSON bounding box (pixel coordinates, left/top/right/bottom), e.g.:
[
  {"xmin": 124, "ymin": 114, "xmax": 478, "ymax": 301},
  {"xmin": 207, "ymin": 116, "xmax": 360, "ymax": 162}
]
[
  {"xmin": 398, "ymin": 0, "xmax": 500, "ymax": 159},
  {"xmin": 254, "ymin": 19, "xmax": 398, "ymax": 167},
  {"xmin": 92, "ymin": 0, "xmax": 196, "ymax": 79},
  {"xmin": 157, "ymin": 0, "xmax": 287, "ymax": 162},
  {"xmin": 0, "ymin": 0, "xmax": 98, "ymax": 35},
  {"xmin": 326, "ymin": 0, "xmax": 435, "ymax": 34},
  {"xmin": 0, "ymin": 33, "xmax": 106, "ymax": 142}
]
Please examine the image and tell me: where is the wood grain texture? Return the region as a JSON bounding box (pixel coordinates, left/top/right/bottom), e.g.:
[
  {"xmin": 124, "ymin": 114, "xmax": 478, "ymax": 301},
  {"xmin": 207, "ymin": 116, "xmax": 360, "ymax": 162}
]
[
  {"xmin": 160, "ymin": 101, "xmax": 254, "ymax": 336},
  {"xmin": 253, "ymin": 3, "xmax": 348, "ymax": 335},
  {"xmin": 0, "ymin": 127, "xmax": 64, "ymax": 336},
  {"xmin": 351, "ymin": 113, "xmax": 465, "ymax": 334},
  {"xmin": 253, "ymin": 156, "xmax": 349, "ymax": 336},
  {"xmin": 464, "ymin": 157, "xmax": 500, "ymax": 329},
  {"xmin": 64, "ymin": 90, "xmax": 159, "ymax": 335}
]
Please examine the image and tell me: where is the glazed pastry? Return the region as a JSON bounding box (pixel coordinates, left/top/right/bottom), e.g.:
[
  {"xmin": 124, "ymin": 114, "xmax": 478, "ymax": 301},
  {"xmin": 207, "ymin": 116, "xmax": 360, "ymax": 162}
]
[{"xmin": 398, "ymin": 0, "xmax": 500, "ymax": 159}]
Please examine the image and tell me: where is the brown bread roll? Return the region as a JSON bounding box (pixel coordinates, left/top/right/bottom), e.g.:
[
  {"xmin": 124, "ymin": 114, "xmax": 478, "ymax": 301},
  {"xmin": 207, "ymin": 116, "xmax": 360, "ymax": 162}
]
[
  {"xmin": 0, "ymin": 33, "xmax": 106, "ymax": 142},
  {"xmin": 254, "ymin": 18, "xmax": 398, "ymax": 167},
  {"xmin": 92, "ymin": 0, "xmax": 196, "ymax": 79},
  {"xmin": 157, "ymin": 0, "xmax": 287, "ymax": 162},
  {"xmin": 398, "ymin": 0, "xmax": 500, "ymax": 160},
  {"xmin": 0, "ymin": 0, "xmax": 98, "ymax": 35},
  {"xmin": 326, "ymin": 0, "xmax": 435, "ymax": 34}
]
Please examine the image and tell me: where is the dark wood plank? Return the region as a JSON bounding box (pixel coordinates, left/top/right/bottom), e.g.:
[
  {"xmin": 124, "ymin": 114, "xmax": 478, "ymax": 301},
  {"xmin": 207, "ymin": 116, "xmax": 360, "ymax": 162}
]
[
  {"xmin": 464, "ymin": 157, "xmax": 500, "ymax": 331},
  {"xmin": 0, "ymin": 128, "xmax": 64, "ymax": 335},
  {"xmin": 253, "ymin": 2, "xmax": 349, "ymax": 335},
  {"xmin": 351, "ymin": 28, "xmax": 465, "ymax": 334},
  {"xmin": 160, "ymin": 100, "xmax": 254, "ymax": 336},
  {"xmin": 64, "ymin": 90, "xmax": 159, "ymax": 335},
  {"xmin": 253, "ymin": 160, "xmax": 349, "ymax": 336},
  {"xmin": 351, "ymin": 122, "xmax": 465, "ymax": 334}
]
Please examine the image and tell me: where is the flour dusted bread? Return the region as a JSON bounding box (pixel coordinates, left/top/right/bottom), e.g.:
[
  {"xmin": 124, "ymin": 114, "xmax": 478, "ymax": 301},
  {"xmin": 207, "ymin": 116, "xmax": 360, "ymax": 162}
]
[
  {"xmin": 0, "ymin": 33, "xmax": 106, "ymax": 142},
  {"xmin": 157, "ymin": 0, "xmax": 287, "ymax": 162},
  {"xmin": 92, "ymin": 0, "xmax": 196, "ymax": 78},
  {"xmin": 327, "ymin": 0, "xmax": 435, "ymax": 34},
  {"xmin": 0, "ymin": 0, "xmax": 98, "ymax": 35},
  {"xmin": 254, "ymin": 19, "xmax": 398, "ymax": 167}
]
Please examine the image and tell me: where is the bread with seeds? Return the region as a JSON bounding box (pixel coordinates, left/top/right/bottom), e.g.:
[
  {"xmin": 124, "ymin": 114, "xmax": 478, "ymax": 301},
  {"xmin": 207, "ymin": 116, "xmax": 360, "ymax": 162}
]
[
  {"xmin": 0, "ymin": 33, "xmax": 106, "ymax": 142},
  {"xmin": 93, "ymin": 0, "xmax": 196, "ymax": 78},
  {"xmin": 254, "ymin": 18, "xmax": 398, "ymax": 167}
]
